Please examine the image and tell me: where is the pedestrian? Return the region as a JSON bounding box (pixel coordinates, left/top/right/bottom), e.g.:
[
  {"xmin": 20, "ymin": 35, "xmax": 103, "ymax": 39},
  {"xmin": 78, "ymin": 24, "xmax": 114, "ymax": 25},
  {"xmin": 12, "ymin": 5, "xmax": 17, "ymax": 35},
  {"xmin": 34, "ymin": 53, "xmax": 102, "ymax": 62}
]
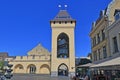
[
  {"xmin": 76, "ymin": 72, "xmax": 79, "ymax": 77},
  {"xmin": 84, "ymin": 75, "xmax": 90, "ymax": 80}
]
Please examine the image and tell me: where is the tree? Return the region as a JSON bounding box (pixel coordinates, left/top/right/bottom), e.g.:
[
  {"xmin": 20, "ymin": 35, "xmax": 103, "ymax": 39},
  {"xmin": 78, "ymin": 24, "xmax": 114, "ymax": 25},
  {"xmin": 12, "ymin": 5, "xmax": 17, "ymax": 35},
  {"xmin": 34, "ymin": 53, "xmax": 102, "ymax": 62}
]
[
  {"xmin": 0, "ymin": 61, "xmax": 4, "ymax": 76},
  {"xmin": 0, "ymin": 61, "xmax": 4, "ymax": 70}
]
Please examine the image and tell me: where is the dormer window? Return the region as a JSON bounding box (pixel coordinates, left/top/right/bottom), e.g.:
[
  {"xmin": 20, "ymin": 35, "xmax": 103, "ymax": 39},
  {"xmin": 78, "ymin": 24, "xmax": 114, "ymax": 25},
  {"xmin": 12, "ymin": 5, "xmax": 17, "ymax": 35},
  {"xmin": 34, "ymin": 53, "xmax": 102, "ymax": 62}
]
[
  {"xmin": 53, "ymin": 21, "xmax": 56, "ymax": 24},
  {"xmin": 59, "ymin": 21, "xmax": 61, "ymax": 24},
  {"xmin": 99, "ymin": 10, "xmax": 105, "ymax": 18},
  {"xmin": 65, "ymin": 21, "xmax": 67, "ymax": 24},
  {"xmin": 114, "ymin": 9, "xmax": 120, "ymax": 21}
]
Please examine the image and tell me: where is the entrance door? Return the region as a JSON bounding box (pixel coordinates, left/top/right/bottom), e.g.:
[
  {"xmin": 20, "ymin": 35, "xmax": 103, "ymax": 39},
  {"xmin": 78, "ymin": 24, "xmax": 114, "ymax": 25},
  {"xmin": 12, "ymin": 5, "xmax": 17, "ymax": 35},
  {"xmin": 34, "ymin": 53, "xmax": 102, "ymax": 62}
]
[
  {"xmin": 58, "ymin": 64, "xmax": 68, "ymax": 76},
  {"xmin": 29, "ymin": 65, "xmax": 36, "ymax": 74}
]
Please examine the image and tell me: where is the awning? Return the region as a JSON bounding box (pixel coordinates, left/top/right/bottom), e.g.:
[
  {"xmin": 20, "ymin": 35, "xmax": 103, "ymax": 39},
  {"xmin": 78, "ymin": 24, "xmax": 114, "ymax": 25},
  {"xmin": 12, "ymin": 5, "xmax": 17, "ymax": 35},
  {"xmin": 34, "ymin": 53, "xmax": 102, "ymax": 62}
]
[
  {"xmin": 77, "ymin": 63, "xmax": 93, "ymax": 68},
  {"xmin": 91, "ymin": 57, "xmax": 120, "ymax": 68}
]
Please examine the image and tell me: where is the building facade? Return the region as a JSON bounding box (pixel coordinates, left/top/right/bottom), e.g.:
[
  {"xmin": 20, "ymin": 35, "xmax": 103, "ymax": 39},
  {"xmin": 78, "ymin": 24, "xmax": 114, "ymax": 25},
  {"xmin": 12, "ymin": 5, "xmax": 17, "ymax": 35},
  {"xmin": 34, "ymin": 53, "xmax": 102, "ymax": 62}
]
[
  {"xmin": 90, "ymin": 0, "xmax": 120, "ymax": 79},
  {"xmin": 50, "ymin": 10, "xmax": 76, "ymax": 76},
  {"xmin": 90, "ymin": 0, "xmax": 120, "ymax": 64},
  {"xmin": 0, "ymin": 52, "xmax": 8, "ymax": 61},
  {"xmin": 9, "ymin": 10, "xmax": 76, "ymax": 77},
  {"xmin": 107, "ymin": 9, "xmax": 120, "ymax": 59},
  {"xmin": 9, "ymin": 44, "xmax": 51, "ymax": 74}
]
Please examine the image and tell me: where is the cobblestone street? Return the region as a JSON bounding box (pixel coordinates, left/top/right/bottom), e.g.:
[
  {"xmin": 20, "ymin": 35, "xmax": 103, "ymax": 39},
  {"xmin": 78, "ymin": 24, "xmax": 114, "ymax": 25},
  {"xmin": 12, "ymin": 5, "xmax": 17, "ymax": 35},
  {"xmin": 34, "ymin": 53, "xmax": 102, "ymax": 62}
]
[{"xmin": 11, "ymin": 74, "xmax": 70, "ymax": 80}]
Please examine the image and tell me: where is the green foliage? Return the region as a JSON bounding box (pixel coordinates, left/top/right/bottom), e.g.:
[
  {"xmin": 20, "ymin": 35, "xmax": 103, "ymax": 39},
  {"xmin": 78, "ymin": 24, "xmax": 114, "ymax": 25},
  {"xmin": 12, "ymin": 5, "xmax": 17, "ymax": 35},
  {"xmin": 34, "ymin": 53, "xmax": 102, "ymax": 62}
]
[{"xmin": 0, "ymin": 61, "xmax": 4, "ymax": 70}]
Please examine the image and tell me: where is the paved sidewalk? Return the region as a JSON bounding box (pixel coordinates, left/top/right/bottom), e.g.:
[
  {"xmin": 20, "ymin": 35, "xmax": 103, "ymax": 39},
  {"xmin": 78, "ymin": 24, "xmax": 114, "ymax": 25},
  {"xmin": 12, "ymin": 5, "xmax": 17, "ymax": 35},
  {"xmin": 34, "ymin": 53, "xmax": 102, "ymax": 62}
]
[{"xmin": 11, "ymin": 74, "xmax": 70, "ymax": 80}]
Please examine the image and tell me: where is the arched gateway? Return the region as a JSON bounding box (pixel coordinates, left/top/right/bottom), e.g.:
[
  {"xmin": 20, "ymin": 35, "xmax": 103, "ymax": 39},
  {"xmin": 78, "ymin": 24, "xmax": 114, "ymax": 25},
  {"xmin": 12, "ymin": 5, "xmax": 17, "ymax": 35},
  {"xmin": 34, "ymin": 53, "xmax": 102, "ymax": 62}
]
[{"xmin": 58, "ymin": 64, "xmax": 68, "ymax": 76}]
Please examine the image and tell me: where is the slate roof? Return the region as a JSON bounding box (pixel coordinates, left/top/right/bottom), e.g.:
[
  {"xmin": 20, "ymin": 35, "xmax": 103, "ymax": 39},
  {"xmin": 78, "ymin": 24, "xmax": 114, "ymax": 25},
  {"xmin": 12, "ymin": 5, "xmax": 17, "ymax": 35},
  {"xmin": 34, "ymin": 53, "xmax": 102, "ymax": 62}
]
[
  {"xmin": 51, "ymin": 10, "xmax": 75, "ymax": 21},
  {"xmin": 0, "ymin": 52, "xmax": 8, "ymax": 57},
  {"xmin": 0, "ymin": 52, "xmax": 8, "ymax": 61}
]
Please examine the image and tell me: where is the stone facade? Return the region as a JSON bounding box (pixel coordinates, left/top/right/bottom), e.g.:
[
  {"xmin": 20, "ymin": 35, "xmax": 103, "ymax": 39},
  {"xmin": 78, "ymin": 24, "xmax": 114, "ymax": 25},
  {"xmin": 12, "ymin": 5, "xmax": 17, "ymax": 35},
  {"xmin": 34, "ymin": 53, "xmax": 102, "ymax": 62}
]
[
  {"xmin": 9, "ymin": 44, "xmax": 51, "ymax": 74},
  {"xmin": 50, "ymin": 10, "xmax": 76, "ymax": 77},
  {"xmin": 90, "ymin": 0, "xmax": 120, "ymax": 64},
  {"xmin": 9, "ymin": 10, "xmax": 76, "ymax": 76},
  {"xmin": 89, "ymin": 1, "xmax": 120, "ymax": 79},
  {"xmin": 107, "ymin": 17, "xmax": 120, "ymax": 58}
]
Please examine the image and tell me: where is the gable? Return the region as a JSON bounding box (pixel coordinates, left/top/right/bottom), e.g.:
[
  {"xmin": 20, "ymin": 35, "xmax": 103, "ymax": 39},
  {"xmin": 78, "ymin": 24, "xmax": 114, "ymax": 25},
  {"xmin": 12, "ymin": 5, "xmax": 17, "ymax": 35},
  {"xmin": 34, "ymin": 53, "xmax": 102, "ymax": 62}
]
[{"xmin": 27, "ymin": 44, "xmax": 50, "ymax": 56}]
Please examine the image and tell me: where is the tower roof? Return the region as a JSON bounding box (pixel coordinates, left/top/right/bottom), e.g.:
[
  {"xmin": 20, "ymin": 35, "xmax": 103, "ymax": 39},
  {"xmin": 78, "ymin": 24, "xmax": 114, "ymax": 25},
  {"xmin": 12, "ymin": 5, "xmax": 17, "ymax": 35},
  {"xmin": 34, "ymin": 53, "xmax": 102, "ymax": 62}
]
[{"xmin": 51, "ymin": 10, "xmax": 75, "ymax": 21}]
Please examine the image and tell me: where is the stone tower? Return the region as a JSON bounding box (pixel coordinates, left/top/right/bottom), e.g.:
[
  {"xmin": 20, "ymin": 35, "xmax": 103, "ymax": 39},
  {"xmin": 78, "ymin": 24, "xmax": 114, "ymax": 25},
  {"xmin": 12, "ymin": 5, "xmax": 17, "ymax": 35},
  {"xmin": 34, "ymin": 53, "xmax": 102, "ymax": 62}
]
[{"xmin": 50, "ymin": 10, "xmax": 76, "ymax": 76}]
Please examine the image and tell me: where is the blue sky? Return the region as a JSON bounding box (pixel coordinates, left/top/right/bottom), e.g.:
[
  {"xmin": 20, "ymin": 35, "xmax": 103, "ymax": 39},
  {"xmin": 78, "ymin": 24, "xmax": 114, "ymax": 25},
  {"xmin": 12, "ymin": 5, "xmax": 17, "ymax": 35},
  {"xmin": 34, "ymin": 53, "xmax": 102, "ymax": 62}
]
[{"xmin": 0, "ymin": 0, "xmax": 112, "ymax": 57}]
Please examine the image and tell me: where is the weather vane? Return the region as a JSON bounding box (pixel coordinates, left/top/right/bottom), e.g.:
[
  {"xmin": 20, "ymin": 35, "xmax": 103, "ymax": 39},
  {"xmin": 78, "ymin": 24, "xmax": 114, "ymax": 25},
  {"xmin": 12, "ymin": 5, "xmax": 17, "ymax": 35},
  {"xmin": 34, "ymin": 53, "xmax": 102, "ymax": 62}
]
[{"xmin": 58, "ymin": 4, "xmax": 68, "ymax": 10}]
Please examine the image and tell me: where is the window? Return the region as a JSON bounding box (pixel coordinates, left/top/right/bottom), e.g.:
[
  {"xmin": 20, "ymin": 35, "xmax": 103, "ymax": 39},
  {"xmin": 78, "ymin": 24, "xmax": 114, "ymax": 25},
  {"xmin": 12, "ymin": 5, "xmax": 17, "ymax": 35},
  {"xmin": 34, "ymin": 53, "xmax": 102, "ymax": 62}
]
[
  {"xmin": 97, "ymin": 33, "xmax": 100, "ymax": 44},
  {"xmin": 59, "ymin": 21, "xmax": 61, "ymax": 24},
  {"xmin": 103, "ymin": 46, "xmax": 107, "ymax": 58},
  {"xmin": 98, "ymin": 49, "xmax": 101, "ymax": 60},
  {"xmin": 93, "ymin": 51, "xmax": 97, "ymax": 61},
  {"xmin": 65, "ymin": 21, "xmax": 67, "ymax": 24},
  {"xmin": 114, "ymin": 10, "xmax": 120, "ymax": 21},
  {"xmin": 113, "ymin": 37, "xmax": 119, "ymax": 53},
  {"xmin": 57, "ymin": 33, "xmax": 69, "ymax": 58},
  {"xmin": 19, "ymin": 66, "xmax": 23, "ymax": 69},
  {"xmin": 102, "ymin": 29, "xmax": 105, "ymax": 41},
  {"xmin": 115, "ymin": 13, "xmax": 120, "ymax": 20},
  {"xmin": 32, "ymin": 55, "xmax": 35, "ymax": 59},
  {"xmin": 53, "ymin": 21, "xmax": 55, "ymax": 24},
  {"xmin": 91, "ymin": 38, "xmax": 94, "ymax": 47},
  {"xmin": 20, "ymin": 56, "xmax": 23, "ymax": 59},
  {"xmin": 93, "ymin": 36, "xmax": 96, "ymax": 46},
  {"xmin": 115, "ymin": 12, "xmax": 120, "ymax": 21}
]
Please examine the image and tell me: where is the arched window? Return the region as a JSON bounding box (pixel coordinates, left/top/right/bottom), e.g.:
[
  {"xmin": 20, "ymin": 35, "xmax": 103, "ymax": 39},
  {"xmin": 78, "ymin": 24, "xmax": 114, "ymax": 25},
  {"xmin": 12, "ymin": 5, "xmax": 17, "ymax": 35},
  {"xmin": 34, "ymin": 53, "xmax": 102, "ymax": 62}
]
[
  {"xmin": 58, "ymin": 63, "xmax": 68, "ymax": 76},
  {"xmin": 27, "ymin": 64, "xmax": 36, "ymax": 74},
  {"xmin": 14, "ymin": 64, "xmax": 24, "ymax": 73},
  {"xmin": 57, "ymin": 33, "xmax": 69, "ymax": 58},
  {"xmin": 40, "ymin": 64, "xmax": 50, "ymax": 74}
]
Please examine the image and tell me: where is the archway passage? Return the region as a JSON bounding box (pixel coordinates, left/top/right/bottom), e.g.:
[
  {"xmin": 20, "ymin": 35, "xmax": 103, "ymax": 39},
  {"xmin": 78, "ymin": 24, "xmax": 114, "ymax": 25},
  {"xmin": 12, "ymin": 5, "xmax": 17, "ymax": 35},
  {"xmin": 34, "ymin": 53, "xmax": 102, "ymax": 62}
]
[
  {"xmin": 14, "ymin": 64, "xmax": 24, "ymax": 73},
  {"xmin": 57, "ymin": 33, "xmax": 69, "ymax": 58},
  {"xmin": 58, "ymin": 64, "xmax": 68, "ymax": 76},
  {"xmin": 27, "ymin": 64, "xmax": 36, "ymax": 74},
  {"xmin": 40, "ymin": 64, "xmax": 50, "ymax": 74}
]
